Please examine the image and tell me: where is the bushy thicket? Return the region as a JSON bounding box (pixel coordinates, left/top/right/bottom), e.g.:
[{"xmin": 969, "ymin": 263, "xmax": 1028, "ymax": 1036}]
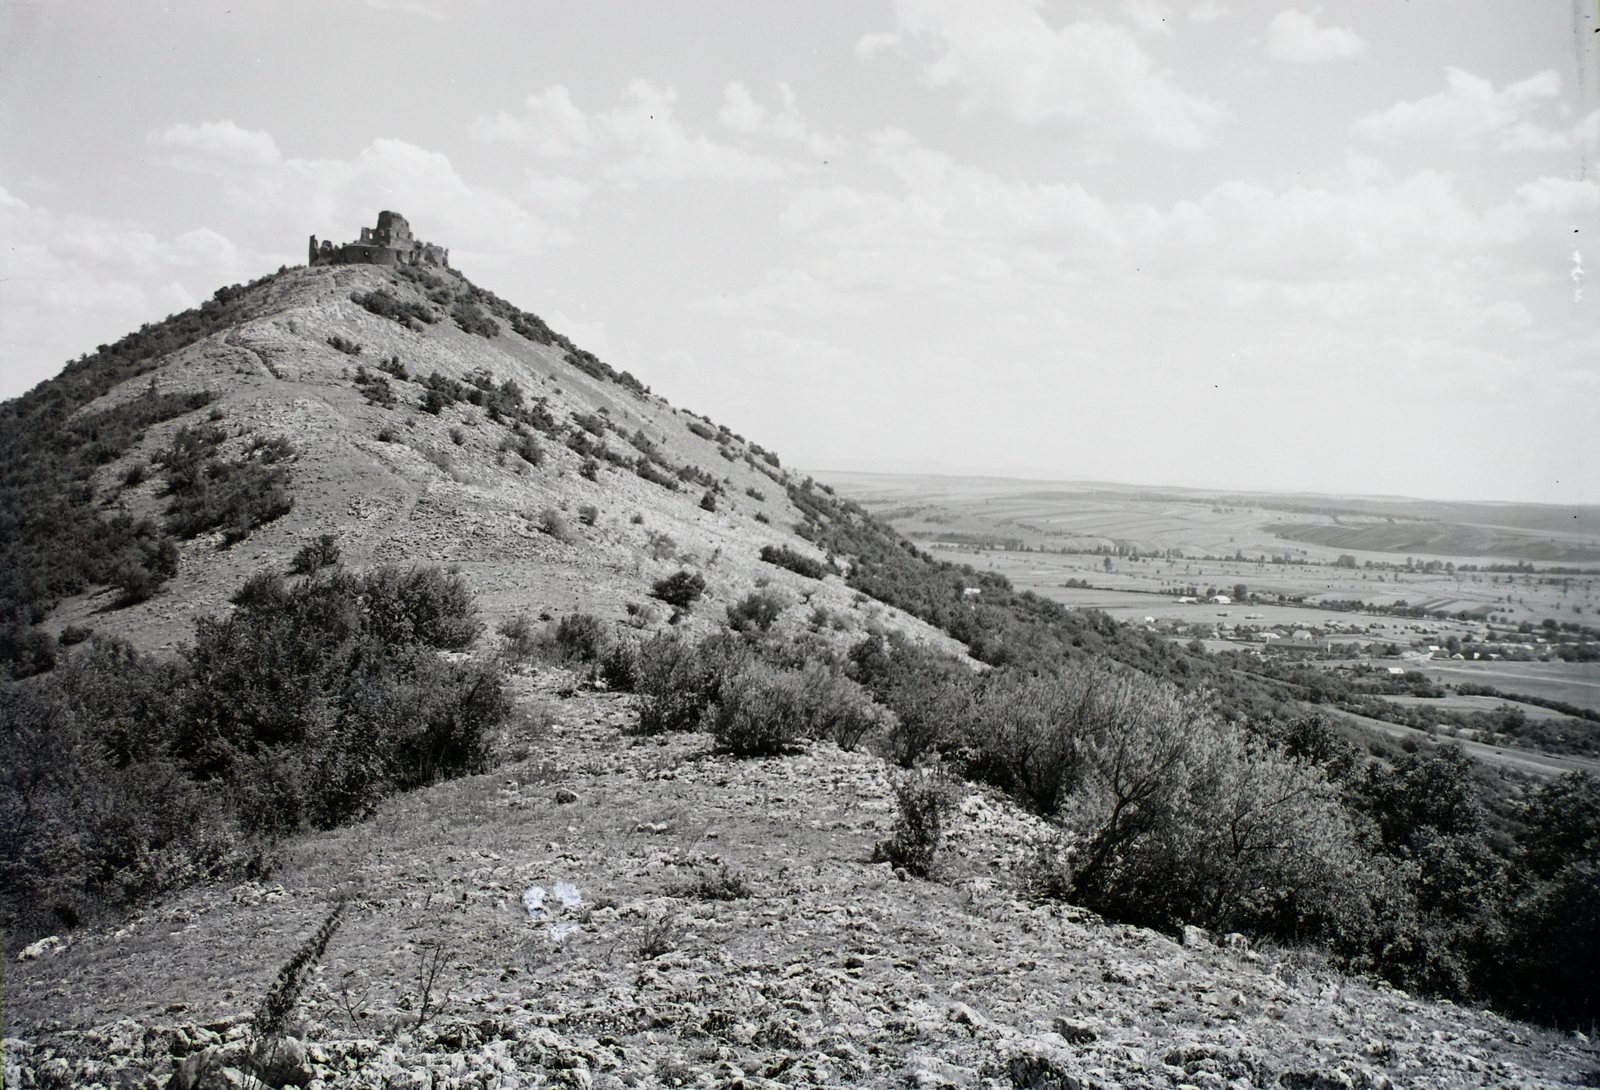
[
  {"xmin": 612, "ymin": 628, "xmax": 886, "ymax": 754},
  {"xmin": 848, "ymin": 623, "xmax": 1598, "ymax": 1026},
  {"xmin": 1, "ymin": 554, "xmax": 508, "ymax": 942},
  {"xmin": 394, "ymin": 267, "xmax": 647, "ymax": 395},
  {"xmin": 352, "ymin": 289, "xmax": 436, "ymax": 327},
  {"xmin": 157, "ymin": 425, "xmax": 296, "ymax": 544},
  {"xmin": 759, "ymin": 544, "xmax": 834, "ymax": 580}
]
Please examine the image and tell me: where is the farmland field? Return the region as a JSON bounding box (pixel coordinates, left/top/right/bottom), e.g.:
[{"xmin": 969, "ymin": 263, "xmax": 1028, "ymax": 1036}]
[{"xmin": 814, "ymin": 471, "xmax": 1600, "ymax": 714}]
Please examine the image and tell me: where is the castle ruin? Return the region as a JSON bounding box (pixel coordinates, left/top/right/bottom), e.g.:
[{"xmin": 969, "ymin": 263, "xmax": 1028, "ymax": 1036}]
[{"xmin": 308, "ymin": 211, "xmax": 448, "ymax": 269}]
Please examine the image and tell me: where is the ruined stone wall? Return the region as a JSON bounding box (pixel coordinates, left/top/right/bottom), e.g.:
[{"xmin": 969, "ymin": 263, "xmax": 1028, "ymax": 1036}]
[{"xmin": 308, "ymin": 211, "xmax": 447, "ymax": 269}]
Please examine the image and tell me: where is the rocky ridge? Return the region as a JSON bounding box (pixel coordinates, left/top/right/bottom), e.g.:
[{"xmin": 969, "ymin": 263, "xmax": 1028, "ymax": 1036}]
[{"xmin": 5, "ymin": 673, "xmax": 1594, "ymax": 1090}]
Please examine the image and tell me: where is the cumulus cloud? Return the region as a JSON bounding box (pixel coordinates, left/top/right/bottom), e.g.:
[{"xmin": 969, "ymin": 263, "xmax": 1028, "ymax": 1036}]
[
  {"xmin": 878, "ymin": 0, "xmax": 1230, "ymax": 149},
  {"xmin": 149, "ymin": 120, "xmax": 570, "ymax": 258},
  {"xmin": 0, "ymin": 186, "xmax": 257, "ymax": 396},
  {"xmin": 719, "ymin": 82, "xmax": 844, "ymax": 158},
  {"xmin": 471, "ymin": 81, "xmax": 794, "ymax": 186},
  {"xmin": 1265, "ymin": 10, "xmax": 1365, "ymax": 62},
  {"xmin": 1352, "ymin": 67, "xmax": 1590, "ymax": 152}
]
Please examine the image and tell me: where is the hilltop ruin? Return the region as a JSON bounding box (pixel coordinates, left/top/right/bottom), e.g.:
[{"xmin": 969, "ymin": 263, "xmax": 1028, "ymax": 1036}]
[{"xmin": 308, "ymin": 211, "xmax": 448, "ymax": 269}]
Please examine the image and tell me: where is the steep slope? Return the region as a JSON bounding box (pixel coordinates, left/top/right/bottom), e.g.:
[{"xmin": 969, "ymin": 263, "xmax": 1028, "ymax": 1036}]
[
  {"xmin": 3, "ymin": 260, "xmax": 1594, "ymax": 1088},
  {"xmin": 12, "ymin": 262, "xmax": 959, "ymax": 659}
]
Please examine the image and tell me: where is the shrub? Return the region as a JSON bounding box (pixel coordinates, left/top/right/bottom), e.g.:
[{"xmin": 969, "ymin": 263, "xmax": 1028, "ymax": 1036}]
[
  {"xmin": 579, "ymin": 458, "xmax": 600, "ymax": 481},
  {"xmin": 633, "ymin": 633, "xmax": 717, "ymax": 735},
  {"xmin": 2, "ymin": 561, "xmax": 509, "ymax": 942},
  {"xmin": 699, "ymin": 491, "xmax": 717, "ymax": 513},
  {"xmin": 353, "ymin": 366, "xmax": 396, "ymax": 408},
  {"xmin": 327, "ymin": 335, "xmax": 362, "ymax": 356},
  {"xmin": 58, "ymin": 624, "xmax": 94, "ymax": 646},
  {"xmin": 360, "ymin": 566, "xmax": 482, "ymax": 650},
  {"xmin": 450, "ymin": 298, "xmax": 498, "ymax": 338},
  {"xmin": 759, "ymin": 544, "xmax": 832, "ymax": 580},
  {"xmin": 599, "ymin": 641, "xmax": 639, "ymax": 691},
  {"xmin": 289, "ymin": 534, "xmax": 342, "ymax": 576},
  {"xmin": 553, "ymin": 613, "xmax": 610, "ymax": 663},
  {"xmin": 160, "ymin": 429, "xmax": 296, "ymax": 546},
  {"xmin": 449, "ymin": 426, "xmax": 466, "ymax": 446},
  {"xmin": 674, "ymin": 866, "xmax": 751, "ymax": 901},
  {"xmin": 498, "ymin": 614, "xmax": 540, "ymax": 663},
  {"xmin": 850, "ymin": 631, "xmax": 977, "ymax": 767},
  {"xmin": 504, "ymin": 432, "xmax": 542, "ymax": 466},
  {"xmin": 352, "ymin": 289, "xmax": 436, "ymax": 326},
  {"xmin": 874, "ymin": 771, "xmax": 957, "ymax": 876},
  {"xmin": 745, "ymin": 487, "xmax": 765, "ymax": 502},
  {"xmin": 420, "ymin": 388, "xmax": 450, "ymax": 415},
  {"xmin": 709, "ymin": 661, "xmax": 811, "ymax": 756},
  {"xmin": 651, "ymin": 570, "xmax": 706, "ymax": 609},
  {"xmin": 727, "ymin": 589, "xmax": 787, "ymax": 634},
  {"xmin": 754, "ymin": 512, "xmax": 770, "ymax": 525},
  {"xmin": 538, "ymin": 508, "xmax": 576, "ymax": 543},
  {"xmin": 377, "ymin": 425, "xmax": 399, "ymax": 443},
  {"xmin": 577, "ymin": 504, "xmax": 599, "ymax": 526},
  {"xmin": 645, "ymin": 532, "xmax": 677, "ymax": 561},
  {"xmin": 636, "ymin": 461, "xmax": 679, "ymax": 491}
]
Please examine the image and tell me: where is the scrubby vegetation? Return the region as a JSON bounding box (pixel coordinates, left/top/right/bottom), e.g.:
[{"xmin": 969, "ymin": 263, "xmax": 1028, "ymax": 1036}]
[
  {"xmin": 1, "ymin": 551, "xmax": 508, "ymax": 940},
  {"xmin": 395, "ymin": 267, "xmax": 647, "ymax": 395},
  {"xmin": 759, "ymin": 544, "xmax": 834, "ymax": 580},
  {"xmin": 156, "ymin": 425, "xmax": 296, "ymax": 545},
  {"xmin": 575, "ymin": 480, "xmax": 1599, "ymax": 1027},
  {"xmin": 352, "ymin": 289, "xmax": 436, "ymax": 327}
]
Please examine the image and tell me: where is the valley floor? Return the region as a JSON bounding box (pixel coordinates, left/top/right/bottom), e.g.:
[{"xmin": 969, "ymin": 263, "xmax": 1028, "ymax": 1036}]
[{"xmin": 4, "ymin": 670, "xmax": 1594, "ymax": 1090}]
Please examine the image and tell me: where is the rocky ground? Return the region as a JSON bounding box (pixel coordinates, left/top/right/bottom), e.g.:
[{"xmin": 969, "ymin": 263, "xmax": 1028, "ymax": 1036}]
[{"xmin": 5, "ymin": 671, "xmax": 1596, "ymax": 1090}]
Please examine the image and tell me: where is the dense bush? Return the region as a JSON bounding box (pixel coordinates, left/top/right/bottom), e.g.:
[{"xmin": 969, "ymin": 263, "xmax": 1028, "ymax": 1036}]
[
  {"xmin": 289, "ymin": 534, "xmax": 341, "ymax": 575},
  {"xmin": 651, "ymin": 570, "xmax": 706, "ymax": 609},
  {"xmin": 552, "ymin": 613, "xmax": 610, "ymax": 663},
  {"xmin": 352, "ymin": 289, "xmax": 436, "ymax": 326},
  {"xmin": 160, "ymin": 431, "xmax": 296, "ymax": 546},
  {"xmin": 1, "ymin": 553, "xmax": 507, "ymax": 941},
  {"xmin": 875, "ymin": 771, "xmax": 957, "ymax": 876},
  {"xmin": 632, "ymin": 633, "xmax": 724, "ymax": 735},
  {"xmin": 450, "ymin": 298, "xmax": 499, "ymax": 338},
  {"xmin": 759, "ymin": 544, "xmax": 833, "ymax": 580},
  {"xmin": 727, "ymin": 589, "xmax": 787, "ymax": 634}
]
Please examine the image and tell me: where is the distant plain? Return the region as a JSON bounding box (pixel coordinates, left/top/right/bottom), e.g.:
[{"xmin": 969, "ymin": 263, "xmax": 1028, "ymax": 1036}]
[{"xmin": 814, "ymin": 471, "xmax": 1599, "ymax": 714}]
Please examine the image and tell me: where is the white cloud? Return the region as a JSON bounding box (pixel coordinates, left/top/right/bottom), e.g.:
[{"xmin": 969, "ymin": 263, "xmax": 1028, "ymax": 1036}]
[
  {"xmin": 1188, "ymin": 1, "xmax": 1226, "ymax": 22},
  {"xmin": 719, "ymin": 82, "xmax": 844, "ymax": 158},
  {"xmin": 705, "ymin": 130, "xmax": 1597, "ymax": 436},
  {"xmin": 518, "ymin": 173, "xmax": 592, "ymax": 217},
  {"xmin": 855, "ymin": 31, "xmax": 902, "ymax": 59},
  {"xmin": 0, "ymin": 186, "xmax": 257, "ymax": 396},
  {"xmin": 149, "ymin": 120, "xmax": 570, "ymax": 259},
  {"xmin": 469, "ymin": 86, "xmax": 593, "ymax": 157},
  {"xmin": 471, "ymin": 81, "xmax": 795, "ymax": 186},
  {"xmin": 1265, "ymin": 9, "xmax": 1364, "ymax": 62},
  {"xmin": 881, "ymin": 0, "xmax": 1230, "ymax": 149},
  {"xmin": 1352, "ymin": 68, "xmax": 1588, "ymax": 152}
]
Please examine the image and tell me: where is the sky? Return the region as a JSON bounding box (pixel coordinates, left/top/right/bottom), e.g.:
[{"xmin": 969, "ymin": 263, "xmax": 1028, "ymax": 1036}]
[{"xmin": 2, "ymin": 0, "xmax": 1597, "ymax": 504}]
